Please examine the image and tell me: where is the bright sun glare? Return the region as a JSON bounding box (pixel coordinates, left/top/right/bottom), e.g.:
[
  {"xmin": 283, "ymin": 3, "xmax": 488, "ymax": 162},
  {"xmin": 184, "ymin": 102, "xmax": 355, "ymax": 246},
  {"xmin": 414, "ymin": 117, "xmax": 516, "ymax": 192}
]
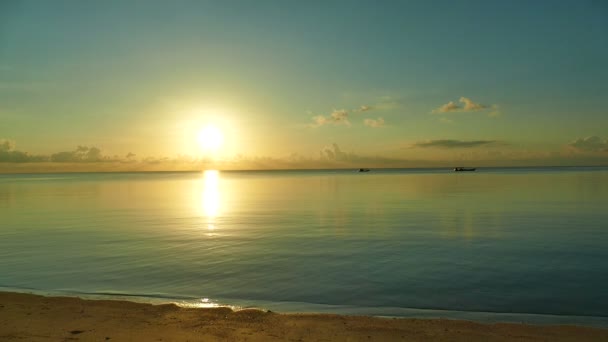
[{"xmin": 197, "ymin": 125, "xmax": 224, "ymax": 152}]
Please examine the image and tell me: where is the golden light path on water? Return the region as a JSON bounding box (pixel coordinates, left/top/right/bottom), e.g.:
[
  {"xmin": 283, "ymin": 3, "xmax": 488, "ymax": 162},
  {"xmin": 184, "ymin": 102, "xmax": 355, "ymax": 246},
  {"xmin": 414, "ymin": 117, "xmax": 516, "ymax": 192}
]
[
  {"xmin": 192, "ymin": 169, "xmax": 232, "ymax": 308},
  {"xmin": 201, "ymin": 170, "xmax": 221, "ymax": 231}
]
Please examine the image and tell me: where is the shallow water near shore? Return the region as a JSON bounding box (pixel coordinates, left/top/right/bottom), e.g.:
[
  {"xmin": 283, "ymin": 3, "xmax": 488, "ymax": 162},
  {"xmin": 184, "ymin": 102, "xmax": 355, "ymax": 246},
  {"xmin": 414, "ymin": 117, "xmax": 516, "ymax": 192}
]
[{"xmin": 1, "ymin": 167, "xmax": 608, "ymax": 326}]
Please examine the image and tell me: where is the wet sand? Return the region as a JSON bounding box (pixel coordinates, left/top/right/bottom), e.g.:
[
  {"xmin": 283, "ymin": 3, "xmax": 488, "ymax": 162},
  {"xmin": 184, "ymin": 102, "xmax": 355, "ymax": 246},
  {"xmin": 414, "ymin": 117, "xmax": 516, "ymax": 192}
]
[{"xmin": 1, "ymin": 292, "xmax": 607, "ymax": 341}]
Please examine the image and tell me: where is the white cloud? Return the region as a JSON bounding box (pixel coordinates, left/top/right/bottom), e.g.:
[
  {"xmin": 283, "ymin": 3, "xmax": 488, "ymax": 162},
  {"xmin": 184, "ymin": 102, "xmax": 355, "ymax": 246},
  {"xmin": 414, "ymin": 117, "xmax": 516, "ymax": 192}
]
[
  {"xmin": 310, "ymin": 109, "xmax": 350, "ymax": 127},
  {"xmin": 364, "ymin": 117, "xmax": 385, "ymax": 128}
]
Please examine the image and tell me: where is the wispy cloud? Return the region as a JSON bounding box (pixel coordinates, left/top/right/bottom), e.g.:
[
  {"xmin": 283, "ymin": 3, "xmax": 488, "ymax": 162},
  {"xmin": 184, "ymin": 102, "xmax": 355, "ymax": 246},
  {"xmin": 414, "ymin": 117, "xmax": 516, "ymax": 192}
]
[
  {"xmin": 309, "ymin": 95, "xmax": 400, "ymax": 127},
  {"xmin": 488, "ymin": 104, "xmax": 501, "ymax": 118},
  {"xmin": 318, "ymin": 143, "xmax": 402, "ymax": 165},
  {"xmin": 412, "ymin": 139, "xmax": 501, "ymax": 148},
  {"xmin": 354, "ymin": 105, "xmax": 372, "ymax": 112},
  {"xmin": 310, "ymin": 109, "xmax": 350, "ymax": 127},
  {"xmin": 439, "ymin": 117, "xmax": 453, "ymax": 124},
  {"xmin": 434, "ymin": 101, "xmax": 461, "ymax": 113},
  {"xmin": 567, "ymin": 136, "xmax": 608, "ymax": 152},
  {"xmin": 364, "ymin": 117, "xmax": 385, "ymax": 128},
  {"xmin": 320, "ymin": 143, "xmax": 349, "ymax": 161},
  {"xmin": 432, "ymin": 97, "xmax": 492, "ymax": 114},
  {"xmin": 375, "ymin": 95, "xmax": 402, "ymax": 110}
]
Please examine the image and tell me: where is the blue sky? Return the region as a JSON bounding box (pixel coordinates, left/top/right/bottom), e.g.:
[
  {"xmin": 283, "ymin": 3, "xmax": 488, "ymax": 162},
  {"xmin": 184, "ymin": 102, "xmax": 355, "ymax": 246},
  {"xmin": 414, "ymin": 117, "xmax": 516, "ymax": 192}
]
[{"xmin": 1, "ymin": 0, "xmax": 607, "ymax": 170}]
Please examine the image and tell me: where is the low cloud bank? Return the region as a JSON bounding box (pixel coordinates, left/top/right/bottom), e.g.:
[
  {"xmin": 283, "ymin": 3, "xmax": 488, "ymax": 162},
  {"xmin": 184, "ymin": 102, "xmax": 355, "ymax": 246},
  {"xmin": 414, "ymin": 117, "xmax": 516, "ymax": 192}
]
[
  {"xmin": 2, "ymin": 137, "xmax": 608, "ymax": 173},
  {"xmin": 412, "ymin": 139, "xmax": 500, "ymax": 148},
  {"xmin": 567, "ymin": 136, "xmax": 608, "ymax": 152},
  {"xmin": 0, "ymin": 139, "xmax": 137, "ymax": 163},
  {"xmin": 0, "ymin": 139, "xmax": 48, "ymax": 162}
]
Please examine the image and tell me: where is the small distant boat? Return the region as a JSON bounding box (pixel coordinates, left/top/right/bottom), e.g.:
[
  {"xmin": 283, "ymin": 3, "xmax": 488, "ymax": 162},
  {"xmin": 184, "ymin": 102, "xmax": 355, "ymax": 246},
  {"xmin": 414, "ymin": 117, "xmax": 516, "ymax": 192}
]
[
  {"xmin": 358, "ymin": 168, "xmax": 371, "ymax": 172},
  {"xmin": 454, "ymin": 167, "xmax": 476, "ymax": 172}
]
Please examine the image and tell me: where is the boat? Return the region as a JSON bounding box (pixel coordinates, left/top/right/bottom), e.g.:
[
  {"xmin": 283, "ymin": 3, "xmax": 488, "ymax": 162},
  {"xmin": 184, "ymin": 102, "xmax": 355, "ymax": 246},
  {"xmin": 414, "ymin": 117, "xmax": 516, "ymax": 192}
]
[
  {"xmin": 358, "ymin": 168, "xmax": 370, "ymax": 172},
  {"xmin": 454, "ymin": 167, "xmax": 476, "ymax": 172}
]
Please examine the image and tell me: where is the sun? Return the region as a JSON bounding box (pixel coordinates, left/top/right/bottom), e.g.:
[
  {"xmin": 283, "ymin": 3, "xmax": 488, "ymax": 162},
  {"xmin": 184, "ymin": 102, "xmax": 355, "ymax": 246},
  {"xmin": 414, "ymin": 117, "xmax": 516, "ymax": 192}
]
[{"xmin": 197, "ymin": 125, "xmax": 224, "ymax": 152}]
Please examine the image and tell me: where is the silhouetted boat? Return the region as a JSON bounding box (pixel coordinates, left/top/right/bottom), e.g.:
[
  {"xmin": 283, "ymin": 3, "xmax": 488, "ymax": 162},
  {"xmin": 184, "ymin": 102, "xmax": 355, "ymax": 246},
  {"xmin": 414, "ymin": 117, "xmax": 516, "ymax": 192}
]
[
  {"xmin": 454, "ymin": 167, "xmax": 476, "ymax": 172},
  {"xmin": 358, "ymin": 168, "xmax": 370, "ymax": 172}
]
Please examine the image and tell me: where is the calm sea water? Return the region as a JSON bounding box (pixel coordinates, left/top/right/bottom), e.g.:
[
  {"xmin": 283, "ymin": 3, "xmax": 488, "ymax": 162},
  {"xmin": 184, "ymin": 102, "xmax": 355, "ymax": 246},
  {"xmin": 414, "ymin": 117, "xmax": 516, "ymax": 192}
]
[{"xmin": 1, "ymin": 167, "xmax": 608, "ymax": 326}]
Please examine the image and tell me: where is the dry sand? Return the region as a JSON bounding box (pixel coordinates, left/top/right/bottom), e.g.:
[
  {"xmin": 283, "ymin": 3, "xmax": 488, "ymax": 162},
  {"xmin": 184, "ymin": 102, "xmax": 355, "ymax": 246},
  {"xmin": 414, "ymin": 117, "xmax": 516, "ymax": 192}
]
[{"xmin": 1, "ymin": 292, "xmax": 607, "ymax": 341}]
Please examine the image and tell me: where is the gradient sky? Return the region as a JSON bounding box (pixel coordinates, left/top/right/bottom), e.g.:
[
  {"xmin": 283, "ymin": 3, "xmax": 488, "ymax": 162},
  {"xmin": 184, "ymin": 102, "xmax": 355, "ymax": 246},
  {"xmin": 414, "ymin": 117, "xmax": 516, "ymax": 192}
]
[{"xmin": 1, "ymin": 0, "xmax": 607, "ymax": 170}]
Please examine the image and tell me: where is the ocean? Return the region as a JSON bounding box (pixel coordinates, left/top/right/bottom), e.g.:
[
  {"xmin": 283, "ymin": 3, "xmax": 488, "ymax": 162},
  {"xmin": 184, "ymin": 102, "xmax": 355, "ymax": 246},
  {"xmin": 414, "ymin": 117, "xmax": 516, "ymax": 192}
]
[{"xmin": 1, "ymin": 167, "xmax": 608, "ymax": 326}]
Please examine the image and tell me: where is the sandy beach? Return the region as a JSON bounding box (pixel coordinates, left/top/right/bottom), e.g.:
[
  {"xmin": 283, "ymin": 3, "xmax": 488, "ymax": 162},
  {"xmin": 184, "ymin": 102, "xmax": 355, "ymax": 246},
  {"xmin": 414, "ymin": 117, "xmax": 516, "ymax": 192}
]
[{"xmin": 1, "ymin": 292, "xmax": 607, "ymax": 341}]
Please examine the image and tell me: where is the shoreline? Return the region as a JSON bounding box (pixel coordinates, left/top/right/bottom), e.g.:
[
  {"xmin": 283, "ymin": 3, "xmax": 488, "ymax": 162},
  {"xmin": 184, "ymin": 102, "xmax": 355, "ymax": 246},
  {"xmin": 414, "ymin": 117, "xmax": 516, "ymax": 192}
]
[
  {"xmin": 2, "ymin": 292, "xmax": 608, "ymax": 341},
  {"xmin": 4, "ymin": 287, "xmax": 608, "ymax": 328}
]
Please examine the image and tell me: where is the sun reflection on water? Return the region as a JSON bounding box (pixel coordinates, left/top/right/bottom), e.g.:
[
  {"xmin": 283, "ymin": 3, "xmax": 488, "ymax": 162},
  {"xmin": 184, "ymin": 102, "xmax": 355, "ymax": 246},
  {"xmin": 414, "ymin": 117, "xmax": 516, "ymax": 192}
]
[
  {"xmin": 201, "ymin": 170, "xmax": 221, "ymax": 230},
  {"xmin": 178, "ymin": 298, "xmax": 224, "ymax": 309}
]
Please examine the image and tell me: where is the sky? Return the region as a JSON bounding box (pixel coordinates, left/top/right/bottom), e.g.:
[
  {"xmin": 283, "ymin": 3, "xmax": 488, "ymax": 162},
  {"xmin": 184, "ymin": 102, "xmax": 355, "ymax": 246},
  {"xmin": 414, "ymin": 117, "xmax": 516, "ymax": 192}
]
[{"xmin": 1, "ymin": 0, "xmax": 608, "ymax": 171}]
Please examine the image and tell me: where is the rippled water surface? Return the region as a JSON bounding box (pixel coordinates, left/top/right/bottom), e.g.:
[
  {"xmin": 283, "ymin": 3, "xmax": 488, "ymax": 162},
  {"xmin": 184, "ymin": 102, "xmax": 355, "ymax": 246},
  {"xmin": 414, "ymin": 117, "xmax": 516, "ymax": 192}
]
[{"xmin": 1, "ymin": 168, "xmax": 608, "ymax": 324}]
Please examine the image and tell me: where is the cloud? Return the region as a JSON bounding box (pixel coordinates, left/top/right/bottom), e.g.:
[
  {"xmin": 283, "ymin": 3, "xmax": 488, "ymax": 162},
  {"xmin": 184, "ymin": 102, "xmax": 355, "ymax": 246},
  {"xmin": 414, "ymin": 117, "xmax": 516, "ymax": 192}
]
[
  {"xmin": 0, "ymin": 139, "xmax": 48, "ymax": 162},
  {"xmin": 318, "ymin": 143, "xmax": 403, "ymax": 166},
  {"xmin": 0, "ymin": 139, "xmax": 15, "ymax": 152},
  {"xmin": 308, "ymin": 96, "xmax": 396, "ymax": 127},
  {"xmin": 51, "ymin": 146, "xmax": 105, "ymax": 162},
  {"xmin": 375, "ymin": 95, "xmax": 402, "ymax": 110},
  {"xmin": 432, "ymin": 97, "xmax": 491, "ymax": 114},
  {"xmin": 412, "ymin": 139, "xmax": 500, "ymax": 149},
  {"xmin": 310, "ymin": 109, "xmax": 350, "ymax": 127},
  {"xmin": 439, "ymin": 117, "xmax": 453, "ymax": 124},
  {"xmin": 488, "ymin": 104, "xmax": 501, "ymax": 118},
  {"xmin": 459, "ymin": 97, "xmax": 487, "ymax": 111},
  {"xmin": 433, "ymin": 101, "xmax": 461, "ymax": 113},
  {"xmin": 364, "ymin": 117, "xmax": 385, "ymax": 128},
  {"xmin": 0, "ymin": 139, "xmax": 129, "ymax": 163},
  {"xmin": 354, "ymin": 105, "xmax": 372, "ymax": 112},
  {"xmin": 321, "ymin": 143, "xmax": 349, "ymax": 161},
  {"xmin": 567, "ymin": 136, "xmax": 608, "ymax": 152},
  {"xmin": 329, "ymin": 109, "xmax": 349, "ymax": 124}
]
